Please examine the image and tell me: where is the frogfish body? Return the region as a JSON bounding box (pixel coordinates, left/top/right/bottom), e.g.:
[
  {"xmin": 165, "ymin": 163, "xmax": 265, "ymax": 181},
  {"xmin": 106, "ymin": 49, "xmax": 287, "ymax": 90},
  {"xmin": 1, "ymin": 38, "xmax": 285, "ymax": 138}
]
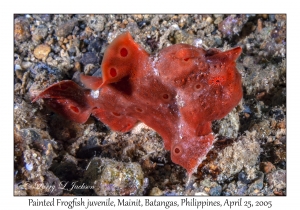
[{"xmin": 33, "ymin": 32, "xmax": 243, "ymax": 176}]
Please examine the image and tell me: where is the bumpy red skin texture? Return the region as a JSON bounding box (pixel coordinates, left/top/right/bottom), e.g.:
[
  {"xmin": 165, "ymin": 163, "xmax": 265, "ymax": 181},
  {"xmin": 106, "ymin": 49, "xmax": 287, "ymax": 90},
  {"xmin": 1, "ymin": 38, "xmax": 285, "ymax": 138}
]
[{"xmin": 33, "ymin": 32, "xmax": 243, "ymax": 175}]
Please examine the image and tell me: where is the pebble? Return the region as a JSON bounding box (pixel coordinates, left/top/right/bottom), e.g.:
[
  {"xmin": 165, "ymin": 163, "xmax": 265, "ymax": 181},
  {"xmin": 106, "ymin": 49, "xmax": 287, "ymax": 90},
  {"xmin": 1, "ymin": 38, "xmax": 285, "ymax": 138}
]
[
  {"xmin": 137, "ymin": 21, "xmax": 148, "ymax": 29},
  {"xmin": 87, "ymin": 37, "xmax": 103, "ymax": 52},
  {"xmin": 30, "ymin": 62, "xmax": 62, "ymax": 78},
  {"xmin": 236, "ymin": 181, "xmax": 248, "ymax": 196},
  {"xmin": 270, "ymin": 109, "xmax": 285, "ymax": 121},
  {"xmin": 200, "ymin": 178, "xmax": 215, "ymax": 188},
  {"xmin": 25, "ymin": 163, "xmax": 33, "ymax": 171},
  {"xmin": 218, "ymin": 15, "xmax": 248, "ymax": 38},
  {"xmin": 80, "ymin": 52, "xmax": 99, "ymax": 66},
  {"xmin": 266, "ymin": 169, "xmax": 286, "ymax": 190},
  {"xmin": 248, "ymin": 171, "xmax": 264, "ymax": 193},
  {"xmin": 276, "ymin": 121, "xmax": 286, "ymax": 129},
  {"xmin": 61, "ymin": 45, "xmax": 66, "ymax": 51},
  {"xmin": 47, "ymin": 38, "xmax": 54, "ymax": 46},
  {"xmin": 73, "ymin": 61, "xmax": 81, "ymax": 71},
  {"xmin": 244, "ymin": 113, "xmax": 250, "ymax": 118},
  {"xmin": 40, "ymin": 14, "xmax": 52, "ymax": 22},
  {"xmin": 91, "ymin": 158, "xmax": 145, "ymax": 196},
  {"xmin": 271, "ymin": 144, "xmax": 286, "ymax": 164},
  {"xmin": 15, "ymin": 69, "xmax": 24, "ymax": 80},
  {"xmin": 85, "ymin": 26, "xmax": 93, "ymax": 34},
  {"xmin": 63, "ymin": 38, "xmax": 68, "ymax": 44},
  {"xmin": 56, "ymin": 19, "xmax": 78, "ymax": 37},
  {"xmin": 149, "ymin": 187, "xmax": 163, "ymax": 196},
  {"xmin": 256, "ymin": 19, "xmax": 263, "ymax": 33},
  {"xmin": 67, "ymin": 35, "xmax": 73, "ymax": 40},
  {"xmin": 21, "ymin": 61, "xmax": 33, "ymax": 70},
  {"xmin": 214, "ymin": 131, "xmax": 260, "ymax": 179},
  {"xmin": 126, "ymin": 22, "xmax": 140, "ymax": 35},
  {"xmin": 243, "ymin": 56, "xmax": 255, "ymax": 68},
  {"xmin": 269, "ymin": 14, "xmax": 276, "ymax": 22},
  {"xmin": 206, "ymin": 16, "xmax": 213, "ymax": 24},
  {"xmin": 214, "ymin": 16, "xmax": 223, "ymax": 25},
  {"xmin": 209, "ymin": 185, "xmax": 222, "ymax": 196},
  {"xmin": 32, "ymin": 25, "xmax": 48, "ymax": 42},
  {"xmin": 151, "ymin": 15, "xmax": 160, "ymax": 27},
  {"xmin": 14, "ymin": 17, "xmax": 31, "ymax": 42},
  {"xmin": 34, "ymin": 44, "xmax": 51, "ymax": 60},
  {"xmin": 87, "ymin": 15, "xmax": 106, "ymax": 32},
  {"xmin": 260, "ymin": 161, "xmax": 275, "ymax": 174},
  {"xmin": 238, "ymin": 171, "xmax": 252, "ymax": 184},
  {"xmin": 76, "ymin": 136, "xmax": 102, "ymax": 159}
]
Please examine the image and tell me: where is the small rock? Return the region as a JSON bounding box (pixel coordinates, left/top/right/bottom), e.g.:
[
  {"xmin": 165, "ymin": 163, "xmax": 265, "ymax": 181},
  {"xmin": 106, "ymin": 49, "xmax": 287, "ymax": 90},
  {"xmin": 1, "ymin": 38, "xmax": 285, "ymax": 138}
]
[
  {"xmin": 271, "ymin": 144, "xmax": 286, "ymax": 164},
  {"xmin": 14, "ymin": 184, "xmax": 27, "ymax": 196},
  {"xmin": 126, "ymin": 22, "xmax": 140, "ymax": 35},
  {"xmin": 80, "ymin": 52, "xmax": 99, "ymax": 66},
  {"xmin": 151, "ymin": 15, "xmax": 160, "ymax": 27},
  {"xmin": 200, "ymin": 178, "xmax": 216, "ymax": 188},
  {"xmin": 215, "ymin": 131, "xmax": 260, "ymax": 179},
  {"xmin": 223, "ymin": 181, "xmax": 236, "ymax": 196},
  {"xmin": 149, "ymin": 187, "xmax": 163, "ymax": 196},
  {"xmin": 15, "ymin": 69, "xmax": 24, "ymax": 80},
  {"xmin": 87, "ymin": 158, "xmax": 145, "ymax": 196},
  {"xmin": 50, "ymin": 155, "xmax": 80, "ymax": 182},
  {"xmin": 87, "ymin": 15, "xmax": 106, "ymax": 32},
  {"xmin": 76, "ymin": 136, "xmax": 102, "ymax": 159},
  {"xmin": 173, "ymin": 30, "xmax": 195, "ymax": 45},
  {"xmin": 236, "ymin": 181, "xmax": 248, "ymax": 196},
  {"xmin": 266, "ymin": 169, "xmax": 286, "ymax": 190},
  {"xmin": 214, "ymin": 16, "xmax": 223, "ymax": 25},
  {"xmin": 85, "ymin": 26, "xmax": 93, "ymax": 34},
  {"xmin": 88, "ymin": 37, "xmax": 104, "ymax": 53},
  {"xmin": 32, "ymin": 25, "xmax": 48, "ymax": 42},
  {"xmin": 243, "ymin": 56, "xmax": 255, "ymax": 68},
  {"xmin": 56, "ymin": 19, "xmax": 78, "ymax": 37},
  {"xmin": 250, "ymin": 119, "xmax": 272, "ymax": 139},
  {"xmin": 213, "ymin": 108, "xmax": 240, "ymax": 139},
  {"xmin": 30, "ymin": 62, "xmax": 63, "ymax": 78},
  {"xmin": 34, "ymin": 44, "xmax": 51, "ymax": 60},
  {"xmin": 218, "ymin": 15, "xmax": 248, "ymax": 38},
  {"xmin": 256, "ymin": 91, "xmax": 266, "ymax": 100},
  {"xmin": 73, "ymin": 61, "xmax": 81, "ymax": 71},
  {"xmin": 260, "ymin": 162, "xmax": 275, "ymax": 174},
  {"xmin": 269, "ymin": 14, "xmax": 276, "ymax": 22},
  {"xmin": 256, "ymin": 19, "xmax": 263, "ymax": 33},
  {"xmin": 14, "ymin": 17, "xmax": 31, "ymax": 42},
  {"xmin": 270, "ymin": 108, "xmax": 285, "ymax": 121},
  {"xmin": 273, "ymin": 190, "xmax": 284, "ymax": 196},
  {"xmin": 206, "ymin": 16, "xmax": 213, "ymax": 24},
  {"xmin": 248, "ymin": 171, "xmax": 264, "ymax": 193},
  {"xmin": 276, "ymin": 121, "xmax": 286, "ymax": 129},
  {"xmin": 21, "ymin": 61, "xmax": 33, "ymax": 70},
  {"xmin": 209, "ymin": 185, "xmax": 222, "ymax": 196},
  {"xmin": 40, "ymin": 14, "xmax": 52, "ymax": 22},
  {"xmin": 238, "ymin": 171, "xmax": 251, "ymax": 184},
  {"xmin": 137, "ymin": 21, "xmax": 148, "ymax": 29}
]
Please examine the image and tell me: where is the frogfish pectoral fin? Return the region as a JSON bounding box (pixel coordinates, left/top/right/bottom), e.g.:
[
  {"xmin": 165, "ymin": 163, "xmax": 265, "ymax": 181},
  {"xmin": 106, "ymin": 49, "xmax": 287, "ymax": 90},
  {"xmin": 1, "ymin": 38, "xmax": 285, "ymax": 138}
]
[{"xmin": 32, "ymin": 80, "xmax": 93, "ymax": 123}]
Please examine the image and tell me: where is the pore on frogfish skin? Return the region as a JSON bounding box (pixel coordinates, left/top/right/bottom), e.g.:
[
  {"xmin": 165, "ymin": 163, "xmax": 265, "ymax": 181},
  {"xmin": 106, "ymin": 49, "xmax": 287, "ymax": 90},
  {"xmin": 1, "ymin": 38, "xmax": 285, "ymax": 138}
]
[{"xmin": 32, "ymin": 32, "xmax": 243, "ymax": 178}]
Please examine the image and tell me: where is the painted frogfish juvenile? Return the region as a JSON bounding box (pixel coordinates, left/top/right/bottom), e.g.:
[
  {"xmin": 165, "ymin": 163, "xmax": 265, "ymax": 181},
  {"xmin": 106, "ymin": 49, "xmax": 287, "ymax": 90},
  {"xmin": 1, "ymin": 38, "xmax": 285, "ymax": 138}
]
[{"xmin": 33, "ymin": 32, "xmax": 243, "ymax": 178}]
